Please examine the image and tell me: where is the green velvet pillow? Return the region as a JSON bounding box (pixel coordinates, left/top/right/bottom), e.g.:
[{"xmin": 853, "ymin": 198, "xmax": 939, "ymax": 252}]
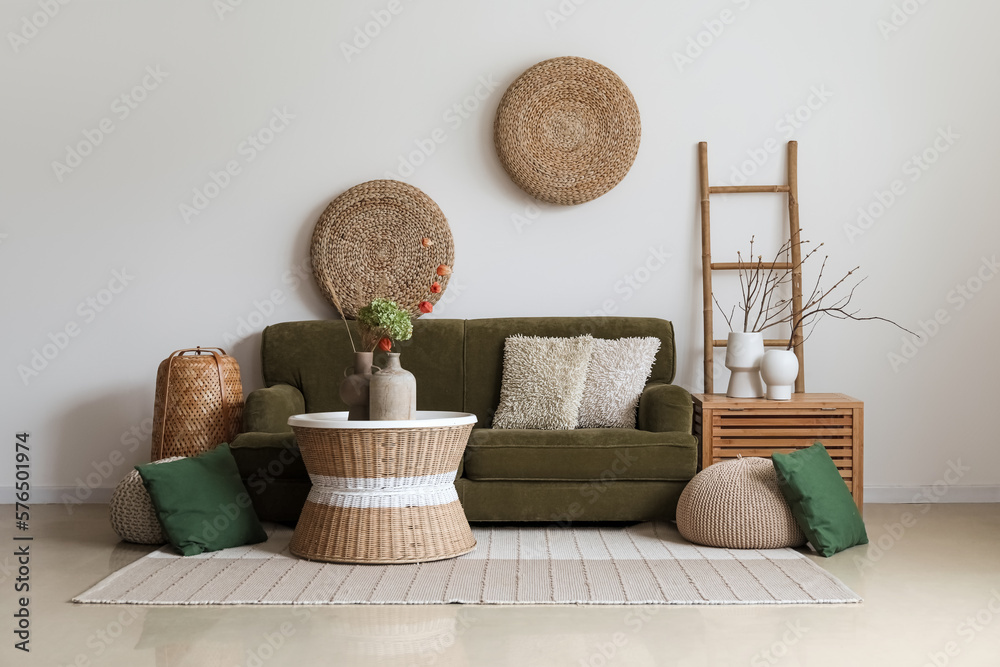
[
  {"xmin": 771, "ymin": 443, "xmax": 868, "ymax": 557},
  {"xmin": 136, "ymin": 444, "xmax": 268, "ymax": 556}
]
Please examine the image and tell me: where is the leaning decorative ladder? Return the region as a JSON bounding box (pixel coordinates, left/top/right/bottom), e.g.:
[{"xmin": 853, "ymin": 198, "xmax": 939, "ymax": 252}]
[{"xmin": 697, "ymin": 140, "xmax": 806, "ymax": 394}]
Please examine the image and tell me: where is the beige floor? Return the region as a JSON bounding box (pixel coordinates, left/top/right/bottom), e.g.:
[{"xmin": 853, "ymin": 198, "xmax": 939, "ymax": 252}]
[{"xmin": 5, "ymin": 503, "xmax": 1000, "ymax": 666}]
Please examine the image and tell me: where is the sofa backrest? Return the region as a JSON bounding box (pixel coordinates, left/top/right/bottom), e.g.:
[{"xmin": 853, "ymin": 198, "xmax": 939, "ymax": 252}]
[
  {"xmin": 261, "ymin": 317, "xmax": 675, "ymax": 426},
  {"xmin": 260, "ymin": 319, "xmax": 466, "ymax": 414}
]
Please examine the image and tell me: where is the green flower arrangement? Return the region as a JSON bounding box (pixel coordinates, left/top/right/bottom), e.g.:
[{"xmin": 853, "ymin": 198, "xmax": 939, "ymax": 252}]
[{"xmin": 357, "ymin": 298, "xmax": 413, "ymax": 352}]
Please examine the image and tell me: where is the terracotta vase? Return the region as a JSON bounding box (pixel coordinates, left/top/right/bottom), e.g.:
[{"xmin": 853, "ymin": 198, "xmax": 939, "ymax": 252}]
[
  {"xmin": 339, "ymin": 351, "xmax": 374, "ymax": 420},
  {"xmin": 369, "ymin": 353, "xmax": 416, "ymax": 421}
]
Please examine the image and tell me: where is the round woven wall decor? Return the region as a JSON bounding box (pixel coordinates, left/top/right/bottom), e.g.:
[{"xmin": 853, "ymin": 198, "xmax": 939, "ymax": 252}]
[
  {"xmin": 494, "ymin": 56, "xmax": 641, "ymax": 206},
  {"xmin": 311, "ymin": 180, "xmax": 455, "ymax": 319}
]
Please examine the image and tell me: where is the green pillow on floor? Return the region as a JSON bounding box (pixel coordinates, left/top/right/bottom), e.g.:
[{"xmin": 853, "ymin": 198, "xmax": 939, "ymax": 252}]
[
  {"xmin": 136, "ymin": 444, "xmax": 268, "ymax": 556},
  {"xmin": 771, "ymin": 443, "xmax": 868, "ymax": 557}
]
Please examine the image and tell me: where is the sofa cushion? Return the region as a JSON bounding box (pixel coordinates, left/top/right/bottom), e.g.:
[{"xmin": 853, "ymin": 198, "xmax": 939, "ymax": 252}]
[
  {"xmin": 493, "ymin": 334, "xmax": 594, "ymax": 430},
  {"xmin": 578, "ymin": 337, "xmax": 660, "ymax": 429},
  {"xmin": 463, "ymin": 428, "xmax": 697, "ymax": 482},
  {"xmin": 464, "ymin": 318, "xmax": 676, "ymax": 428}
]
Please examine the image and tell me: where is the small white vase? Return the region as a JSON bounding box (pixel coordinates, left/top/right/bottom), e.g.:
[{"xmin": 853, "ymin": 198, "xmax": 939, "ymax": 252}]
[
  {"xmin": 725, "ymin": 332, "xmax": 764, "ymax": 398},
  {"xmin": 761, "ymin": 350, "xmax": 799, "ymax": 401}
]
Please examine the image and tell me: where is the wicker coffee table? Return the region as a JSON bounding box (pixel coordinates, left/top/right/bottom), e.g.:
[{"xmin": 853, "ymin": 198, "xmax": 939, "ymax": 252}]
[{"xmin": 287, "ymin": 411, "xmax": 477, "ymax": 564}]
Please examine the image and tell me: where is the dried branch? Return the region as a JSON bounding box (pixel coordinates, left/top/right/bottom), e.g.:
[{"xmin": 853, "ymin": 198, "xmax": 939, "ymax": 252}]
[
  {"xmin": 713, "ymin": 293, "xmax": 735, "ymax": 332},
  {"xmin": 323, "ymin": 276, "xmax": 357, "ymax": 353}
]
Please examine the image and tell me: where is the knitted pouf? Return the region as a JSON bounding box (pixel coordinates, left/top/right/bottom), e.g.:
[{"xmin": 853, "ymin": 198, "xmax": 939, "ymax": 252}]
[
  {"xmin": 676, "ymin": 456, "xmax": 806, "ymax": 549},
  {"xmin": 108, "ymin": 457, "xmax": 184, "ymax": 544}
]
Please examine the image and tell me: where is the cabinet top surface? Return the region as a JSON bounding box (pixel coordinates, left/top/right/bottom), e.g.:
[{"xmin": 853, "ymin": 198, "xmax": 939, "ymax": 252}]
[{"xmin": 692, "ymin": 393, "xmax": 862, "ymax": 408}]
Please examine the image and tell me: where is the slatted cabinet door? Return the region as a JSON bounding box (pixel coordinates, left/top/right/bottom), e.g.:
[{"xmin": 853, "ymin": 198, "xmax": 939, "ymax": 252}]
[{"xmin": 693, "ymin": 393, "xmax": 864, "ymax": 512}]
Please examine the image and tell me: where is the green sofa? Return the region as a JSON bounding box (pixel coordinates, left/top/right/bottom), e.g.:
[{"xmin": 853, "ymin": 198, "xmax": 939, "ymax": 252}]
[{"xmin": 230, "ymin": 317, "xmax": 698, "ymax": 524}]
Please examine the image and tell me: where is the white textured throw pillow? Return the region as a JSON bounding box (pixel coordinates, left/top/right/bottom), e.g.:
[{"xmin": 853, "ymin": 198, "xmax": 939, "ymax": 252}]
[
  {"xmin": 577, "ymin": 337, "xmax": 661, "ymax": 429},
  {"xmin": 493, "ymin": 335, "xmax": 594, "ymax": 430}
]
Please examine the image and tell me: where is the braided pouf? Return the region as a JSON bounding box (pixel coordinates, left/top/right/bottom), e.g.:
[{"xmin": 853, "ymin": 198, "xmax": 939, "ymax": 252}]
[
  {"xmin": 108, "ymin": 457, "xmax": 184, "ymax": 544},
  {"xmin": 676, "ymin": 456, "xmax": 805, "ymax": 549},
  {"xmin": 494, "ymin": 56, "xmax": 641, "ymax": 205}
]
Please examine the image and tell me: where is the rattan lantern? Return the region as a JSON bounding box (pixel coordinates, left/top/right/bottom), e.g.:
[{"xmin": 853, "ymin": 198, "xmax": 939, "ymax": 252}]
[{"xmin": 150, "ymin": 347, "xmax": 243, "ymax": 460}]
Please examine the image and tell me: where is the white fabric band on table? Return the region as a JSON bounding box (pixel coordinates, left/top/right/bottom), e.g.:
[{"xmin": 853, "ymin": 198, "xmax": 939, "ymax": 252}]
[{"xmin": 306, "ymin": 471, "xmax": 460, "ymax": 509}]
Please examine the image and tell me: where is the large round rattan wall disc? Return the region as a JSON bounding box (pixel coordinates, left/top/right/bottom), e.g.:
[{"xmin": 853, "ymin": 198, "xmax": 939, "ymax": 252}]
[
  {"xmin": 311, "ymin": 180, "xmax": 454, "ymax": 318},
  {"xmin": 494, "ymin": 56, "xmax": 641, "ymax": 206}
]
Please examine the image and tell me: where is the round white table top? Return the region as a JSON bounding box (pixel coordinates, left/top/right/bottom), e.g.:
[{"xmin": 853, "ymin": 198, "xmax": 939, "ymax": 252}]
[{"xmin": 287, "ymin": 411, "xmax": 477, "ymax": 430}]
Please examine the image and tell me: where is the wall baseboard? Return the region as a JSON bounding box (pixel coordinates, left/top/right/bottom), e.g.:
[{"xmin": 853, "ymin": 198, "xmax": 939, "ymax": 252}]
[
  {"xmin": 3, "ymin": 485, "xmax": 1000, "ymax": 505},
  {"xmin": 863, "ymin": 485, "xmax": 1000, "ymax": 504}
]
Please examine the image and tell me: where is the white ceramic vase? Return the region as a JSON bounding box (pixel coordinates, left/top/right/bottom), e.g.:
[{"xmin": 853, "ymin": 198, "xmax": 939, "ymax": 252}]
[
  {"xmin": 725, "ymin": 332, "xmax": 764, "ymax": 398},
  {"xmin": 760, "ymin": 349, "xmax": 799, "ymax": 401}
]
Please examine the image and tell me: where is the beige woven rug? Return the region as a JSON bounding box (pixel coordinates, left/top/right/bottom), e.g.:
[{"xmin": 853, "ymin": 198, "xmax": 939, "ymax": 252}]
[{"xmin": 75, "ymin": 523, "xmax": 859, "ymax": 605}]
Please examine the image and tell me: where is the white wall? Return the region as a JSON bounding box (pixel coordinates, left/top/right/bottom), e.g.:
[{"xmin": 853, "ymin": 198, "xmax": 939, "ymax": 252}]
[{"xmin": 2, "ymin": 0, "xmax": 998, "ymax": 504}]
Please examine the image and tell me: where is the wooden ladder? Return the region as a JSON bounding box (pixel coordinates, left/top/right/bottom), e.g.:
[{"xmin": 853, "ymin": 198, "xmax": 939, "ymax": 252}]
[{"xmin": 697, "ymin": 140, "xmax": 805, "ymax": 394}]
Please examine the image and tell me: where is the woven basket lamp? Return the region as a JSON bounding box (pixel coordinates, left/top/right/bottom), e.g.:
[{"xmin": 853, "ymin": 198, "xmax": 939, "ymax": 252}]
[
  {"xmin": 676, "ymin": 456, "xmax": 806, "ymax": 550},
  {"xmin": 311, "ymin": 180, "xmax": 455, "ymax": 319},
  {"xmin": 150, "ymin": 347, "xmax": 243, "ymax": 460},
  {"xmin": 494, "ymin": 56, "xmax": 641, "ymax": 205}
]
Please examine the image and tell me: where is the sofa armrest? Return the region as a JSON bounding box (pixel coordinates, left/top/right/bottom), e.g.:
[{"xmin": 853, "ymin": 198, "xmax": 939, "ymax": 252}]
[
  {"xmin": 638, "ymin": 382, "xmax": 693, "ymax": 433},
  {"xmin": 242, "ymin": 383, "xmax": 305, "ymax": 434}
]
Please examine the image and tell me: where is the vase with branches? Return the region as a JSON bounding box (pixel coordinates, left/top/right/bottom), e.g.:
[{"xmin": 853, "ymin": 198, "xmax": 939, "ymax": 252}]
[{"xmin": 714, "ymin": 235, "xmax": 916, "ymax": 399}]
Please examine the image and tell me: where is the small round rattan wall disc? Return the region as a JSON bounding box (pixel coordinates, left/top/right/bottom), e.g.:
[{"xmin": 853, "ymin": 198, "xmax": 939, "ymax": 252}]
[
  {"xmin": 311, "ymin": 180, "xmax": 454, "ymax": 318},
  {"xmin": 494, "ymin": 56, "xmax": 641, "ymax": 206}
]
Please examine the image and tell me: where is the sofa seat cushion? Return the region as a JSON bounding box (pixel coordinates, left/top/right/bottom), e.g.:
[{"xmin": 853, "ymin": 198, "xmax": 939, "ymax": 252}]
[{"xmin": 463, "ymin": 428, "xmax": 697, "ymax": 482}]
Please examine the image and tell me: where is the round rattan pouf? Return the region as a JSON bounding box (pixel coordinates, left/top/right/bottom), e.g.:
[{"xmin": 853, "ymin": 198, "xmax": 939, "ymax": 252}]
[
  {"xmin": 494, "ymin": 56, "xmax": 641, "ymax": 205},
  {"xmin": 311, "ymin": 180, "xmax": 455, "ymax": 318},
  {"xmin": 108, "ymin": 456, "xmax": 184, "ymax": 544},
  {"xmin": 288, "ymin": 411, "xmax": 477, "ymax": 564},
  {"xmin": 676, "ymin": 456, "xmax": 806, "ymax": 549}
]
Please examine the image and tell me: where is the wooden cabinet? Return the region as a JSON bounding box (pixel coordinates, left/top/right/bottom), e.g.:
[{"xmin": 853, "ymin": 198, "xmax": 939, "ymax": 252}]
[{"xmin": 692, "ymin": 393, "xmax": 864, "ymax": 511}]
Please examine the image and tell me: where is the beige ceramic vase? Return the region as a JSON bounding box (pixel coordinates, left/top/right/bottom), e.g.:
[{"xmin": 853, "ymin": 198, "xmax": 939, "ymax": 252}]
[
  {"xmin": 339, "ymin": 351, "xmax": 374, "ymax": 420},
  {"xmin": 369, "ymin": 353, "xmax": 417, "ymax": 420}
]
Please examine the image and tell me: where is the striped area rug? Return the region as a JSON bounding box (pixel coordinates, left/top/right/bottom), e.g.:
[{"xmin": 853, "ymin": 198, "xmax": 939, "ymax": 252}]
[{"xmin": 75, "ymin": 523, "xmax": 859, "ymax": 605}]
